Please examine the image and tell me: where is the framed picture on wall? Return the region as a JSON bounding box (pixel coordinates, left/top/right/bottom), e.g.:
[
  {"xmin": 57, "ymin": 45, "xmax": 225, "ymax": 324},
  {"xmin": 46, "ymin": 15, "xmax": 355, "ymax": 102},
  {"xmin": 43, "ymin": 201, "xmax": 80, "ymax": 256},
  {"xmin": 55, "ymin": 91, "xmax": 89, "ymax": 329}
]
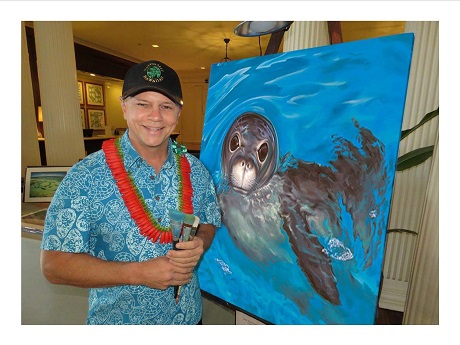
[
  {"xmin": 80, "ymin": 108, "xmax": 86, "ymax": 128},
  {"xmin": 85, "ymin": 82, "xmax": 104, "ymax": 106},
  {"xmin": 78, "ymin": 81, "xmax": 84, "ymax": 105},
  {"xmin": 23, "ymin": 166, "xmax": 71, "ymax": 202},
  {"xmin": 88, "ymin": 109, "xmax": 105, "ymax": 129}
]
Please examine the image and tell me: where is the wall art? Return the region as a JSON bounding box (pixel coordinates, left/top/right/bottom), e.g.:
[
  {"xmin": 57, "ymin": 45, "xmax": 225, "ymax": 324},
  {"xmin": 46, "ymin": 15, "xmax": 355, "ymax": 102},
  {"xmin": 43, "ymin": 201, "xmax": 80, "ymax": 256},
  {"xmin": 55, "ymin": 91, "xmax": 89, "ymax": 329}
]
[
  {"xmin": 88, "ymin": 109, "xmax": 105, "ymax": 129},
  {"xmin": 198, "ymin": 33, "xmax": 414, "ymax": 324},
  {"xmin": 85, "ymin": 82, "xmax": 104, "ymax": 106},
  {"xmin": 78, "ymin": 81, "xmax": 84, "ymax": 105},
  {"xmin": 23, "ymin": 166, "xmax": 70, "ymax": 203},
  {"xmin": 80, "ymin": 108, "xmax": 86, "ymax": 128}
]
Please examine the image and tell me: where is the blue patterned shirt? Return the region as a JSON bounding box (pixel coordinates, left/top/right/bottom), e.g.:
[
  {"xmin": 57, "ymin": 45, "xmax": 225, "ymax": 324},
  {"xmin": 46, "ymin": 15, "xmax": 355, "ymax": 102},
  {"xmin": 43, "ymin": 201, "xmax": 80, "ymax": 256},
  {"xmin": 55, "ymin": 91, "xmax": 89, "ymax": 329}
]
[{"xmin": 41, "ymin": 132, "xmax": 221, "ymax": 324}]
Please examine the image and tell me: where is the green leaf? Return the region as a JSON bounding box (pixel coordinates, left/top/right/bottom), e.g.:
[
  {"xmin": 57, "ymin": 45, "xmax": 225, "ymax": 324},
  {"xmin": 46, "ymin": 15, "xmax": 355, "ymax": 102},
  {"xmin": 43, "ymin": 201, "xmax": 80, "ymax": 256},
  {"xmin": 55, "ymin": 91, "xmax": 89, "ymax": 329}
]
[
  {"xmin": 397, "ymin": 145, "xmax": 434, "ymax": 171},
  {"xmin": 387, "ymin": 228, "xmax": 418, "ymax": 236},
  {"xmin": 400, "ymin": 107, "xmax": 439, "ymax": 140}
]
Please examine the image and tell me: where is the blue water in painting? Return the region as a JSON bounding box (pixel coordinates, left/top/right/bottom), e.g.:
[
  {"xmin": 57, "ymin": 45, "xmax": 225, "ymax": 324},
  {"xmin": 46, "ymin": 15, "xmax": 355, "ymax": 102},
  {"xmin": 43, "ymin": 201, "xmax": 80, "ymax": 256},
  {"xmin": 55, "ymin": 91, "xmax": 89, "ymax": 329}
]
[{"xmin": 197, "ymin": 34, "xmax": 414, "ymax": 324}]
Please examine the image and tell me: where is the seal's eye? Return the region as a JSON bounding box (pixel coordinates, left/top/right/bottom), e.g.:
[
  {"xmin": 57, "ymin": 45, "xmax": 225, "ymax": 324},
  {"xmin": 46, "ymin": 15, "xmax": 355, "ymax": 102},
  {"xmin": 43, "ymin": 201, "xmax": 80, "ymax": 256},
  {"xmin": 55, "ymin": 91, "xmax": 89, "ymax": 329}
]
[
  {"xmin": 229, "ymin": 134, "xmax": 240, "ymax": 152},
  {"xmin": 258, "ymin": 142, "xmax": 269, "ymax": 163}
]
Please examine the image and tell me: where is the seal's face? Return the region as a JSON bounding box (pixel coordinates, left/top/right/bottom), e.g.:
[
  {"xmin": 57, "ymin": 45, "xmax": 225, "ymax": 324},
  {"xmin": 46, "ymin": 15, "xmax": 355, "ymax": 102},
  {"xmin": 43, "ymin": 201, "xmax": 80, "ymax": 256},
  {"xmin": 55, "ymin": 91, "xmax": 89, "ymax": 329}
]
[{"xmin": 222, "ymin": 113, "xmax": 278, "ymax": 194}]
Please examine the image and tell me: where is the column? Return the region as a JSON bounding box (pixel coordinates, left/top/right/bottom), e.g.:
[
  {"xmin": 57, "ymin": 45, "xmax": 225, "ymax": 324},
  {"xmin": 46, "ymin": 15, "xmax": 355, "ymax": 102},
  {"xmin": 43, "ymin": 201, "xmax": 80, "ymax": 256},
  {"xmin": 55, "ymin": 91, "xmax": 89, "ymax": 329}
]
[
  {"xmin": 34, "ymin": 21, "xmax": 85, "ymax": 166},
  {"xmin": 282, "ymin": 21, "xmax": 329, "ymax": 51},
  {"xmin": 402, "ymin": 21, "xmax": 439, "ymax": 325},
  {"xmin": 403, "ymin": 134, "xmax": 439, "ymax": 324}
]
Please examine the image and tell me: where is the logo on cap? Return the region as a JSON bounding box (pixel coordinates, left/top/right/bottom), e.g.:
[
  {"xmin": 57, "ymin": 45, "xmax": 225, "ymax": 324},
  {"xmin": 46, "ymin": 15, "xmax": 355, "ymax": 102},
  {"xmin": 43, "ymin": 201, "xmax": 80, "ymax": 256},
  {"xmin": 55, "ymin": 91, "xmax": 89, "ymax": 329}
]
[{"xmin": 143, "ymin": 63, "xmax": 164, "ymax": 83}]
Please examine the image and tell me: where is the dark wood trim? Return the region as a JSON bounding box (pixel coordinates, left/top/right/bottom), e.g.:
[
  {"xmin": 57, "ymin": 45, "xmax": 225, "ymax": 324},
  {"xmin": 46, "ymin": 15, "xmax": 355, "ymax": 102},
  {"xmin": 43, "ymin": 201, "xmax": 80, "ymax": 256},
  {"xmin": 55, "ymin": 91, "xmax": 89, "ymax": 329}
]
[
  {"xmin": 73, "ymin": 43, "xmax": 136, "ymax": 80},
  {"xmin": 264, "ymin": 30, "xmax": 286, "ymax": 55},
  {"xmin": 25, "ymin": 26, "xmax": 40, "ymax": 116},
  {"xmin": 327, "ymin": 21, "xmax": 343, "ymax": 44}
]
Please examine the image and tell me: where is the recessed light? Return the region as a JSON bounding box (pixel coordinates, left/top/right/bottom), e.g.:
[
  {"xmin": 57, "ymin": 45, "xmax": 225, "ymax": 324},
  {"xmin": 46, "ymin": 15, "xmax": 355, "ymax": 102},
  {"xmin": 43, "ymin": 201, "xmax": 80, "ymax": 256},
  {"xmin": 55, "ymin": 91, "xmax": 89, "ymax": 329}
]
[{"xmin": 152, "ymin": 44, "xmax": 159, "ymax": 48}]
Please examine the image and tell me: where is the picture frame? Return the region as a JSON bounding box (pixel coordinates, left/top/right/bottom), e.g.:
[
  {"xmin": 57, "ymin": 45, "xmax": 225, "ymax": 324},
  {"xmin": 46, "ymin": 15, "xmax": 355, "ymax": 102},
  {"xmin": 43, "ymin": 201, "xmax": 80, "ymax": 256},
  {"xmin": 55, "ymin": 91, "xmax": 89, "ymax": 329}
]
[
  {"xmin": 88, "ymin": 108, "xmax": 105, "ymax": 129},
  {"xmin": 85, "ymin": 82, "xmax": 104, "ymax": 106},
  {"xmin": 80, "ymin": 108, "xmax": 86, "ymax": 128},
  {"xmin": 78, "ymin": 81, "xmax": 84, "ymax": 105},
  {"xmin": 23, "ymin": 166, "xmax": 70, "ymax": 203},
  {"xmin": 21, "ymin": 208, "xmax": 48, "ymax": 232}
]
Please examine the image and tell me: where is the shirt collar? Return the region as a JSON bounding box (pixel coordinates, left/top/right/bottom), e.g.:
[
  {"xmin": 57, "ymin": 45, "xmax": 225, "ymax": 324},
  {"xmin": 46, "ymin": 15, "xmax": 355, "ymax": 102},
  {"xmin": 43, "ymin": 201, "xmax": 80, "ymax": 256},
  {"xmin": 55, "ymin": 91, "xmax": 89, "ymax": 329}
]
[{"xmin": 119, "ymin": 130, "xmax": 176, "ymax": 171}]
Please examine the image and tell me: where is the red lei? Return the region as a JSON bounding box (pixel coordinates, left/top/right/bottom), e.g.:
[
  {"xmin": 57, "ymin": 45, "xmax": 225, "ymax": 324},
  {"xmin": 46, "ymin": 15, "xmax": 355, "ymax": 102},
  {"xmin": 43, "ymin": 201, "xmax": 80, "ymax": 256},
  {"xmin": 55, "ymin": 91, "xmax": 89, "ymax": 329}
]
[{"xmin": 102, "ymin": 138, "xmax": 193, "ymax": 244}]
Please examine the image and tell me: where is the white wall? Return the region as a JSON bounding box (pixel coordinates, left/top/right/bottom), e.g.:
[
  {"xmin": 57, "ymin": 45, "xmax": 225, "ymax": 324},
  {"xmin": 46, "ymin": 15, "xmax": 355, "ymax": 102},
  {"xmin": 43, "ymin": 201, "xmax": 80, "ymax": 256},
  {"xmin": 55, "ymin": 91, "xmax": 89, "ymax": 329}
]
[{"xmin": 22, "ymin": 235, "xmax": 88, "ymax": 325}]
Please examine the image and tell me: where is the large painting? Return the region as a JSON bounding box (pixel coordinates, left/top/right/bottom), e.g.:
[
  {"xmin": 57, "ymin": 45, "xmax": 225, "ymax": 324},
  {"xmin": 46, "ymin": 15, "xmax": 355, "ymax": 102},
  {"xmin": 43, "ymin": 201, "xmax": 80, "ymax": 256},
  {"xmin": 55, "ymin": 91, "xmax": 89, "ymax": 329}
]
[{"xmin": 198, "ymin": 33, "xmax": 414, "ymax": 325}]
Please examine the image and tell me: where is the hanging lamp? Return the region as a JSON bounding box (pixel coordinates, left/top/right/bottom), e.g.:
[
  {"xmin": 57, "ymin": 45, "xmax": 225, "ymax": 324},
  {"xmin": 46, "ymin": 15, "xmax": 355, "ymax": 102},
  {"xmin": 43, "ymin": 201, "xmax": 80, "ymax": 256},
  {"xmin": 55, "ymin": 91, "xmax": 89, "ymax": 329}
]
[
  {"xmin": 234, "ymin": 21, "xmax": 293, "ymax": 37},
  {"xmin": 221, "ymin": 38, "xmax": 231, "ymax": 62}
]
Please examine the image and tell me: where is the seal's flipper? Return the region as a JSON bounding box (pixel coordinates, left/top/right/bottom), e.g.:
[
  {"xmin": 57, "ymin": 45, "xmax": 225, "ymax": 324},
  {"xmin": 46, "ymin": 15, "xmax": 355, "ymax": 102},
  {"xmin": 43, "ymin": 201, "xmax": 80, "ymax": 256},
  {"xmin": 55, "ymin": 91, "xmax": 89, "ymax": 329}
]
[{"xmin": 280, "ymin": 202, "xmax": 340, "ymax": 305}]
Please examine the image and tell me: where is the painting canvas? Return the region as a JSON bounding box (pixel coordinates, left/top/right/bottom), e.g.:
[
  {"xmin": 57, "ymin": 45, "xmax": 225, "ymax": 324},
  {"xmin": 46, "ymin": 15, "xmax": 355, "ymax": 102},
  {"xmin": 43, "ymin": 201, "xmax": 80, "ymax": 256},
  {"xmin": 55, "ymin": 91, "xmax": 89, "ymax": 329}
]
[
  {"xmin": 198, "ymin": 33, "xmax": 414, "ymax": 324},
  {"xmin": 23, "ymin": 166, "xmax": 70, "ymax": 202}
]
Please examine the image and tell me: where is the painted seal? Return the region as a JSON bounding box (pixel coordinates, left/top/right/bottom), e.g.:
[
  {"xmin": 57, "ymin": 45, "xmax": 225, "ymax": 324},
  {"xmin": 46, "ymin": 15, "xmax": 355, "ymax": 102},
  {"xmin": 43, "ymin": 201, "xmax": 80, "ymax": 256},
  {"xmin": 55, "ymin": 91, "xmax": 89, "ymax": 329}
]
[{"xmin": 219, "ymin": 112, "xmax": 388, "ymax": 306}]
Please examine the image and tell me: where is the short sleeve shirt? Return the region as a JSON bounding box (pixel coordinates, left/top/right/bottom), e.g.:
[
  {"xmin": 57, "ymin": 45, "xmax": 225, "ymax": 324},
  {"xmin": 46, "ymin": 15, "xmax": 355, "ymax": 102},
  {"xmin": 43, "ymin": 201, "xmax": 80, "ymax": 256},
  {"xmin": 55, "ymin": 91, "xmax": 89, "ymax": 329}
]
[{"xmin": 41, "ymin": 132, "xmax": 221, "ymax": 324}]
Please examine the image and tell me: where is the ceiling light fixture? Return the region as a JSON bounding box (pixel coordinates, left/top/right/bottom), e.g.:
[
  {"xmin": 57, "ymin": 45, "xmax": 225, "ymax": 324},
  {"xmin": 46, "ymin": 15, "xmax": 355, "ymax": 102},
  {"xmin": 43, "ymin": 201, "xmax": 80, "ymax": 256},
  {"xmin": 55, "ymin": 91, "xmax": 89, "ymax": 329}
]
[
  {"xmin": 234, "ymin": 21, "xmax": 293, "ymax": 37},
  {"xmin": 221, "ymin": 38, "xmax": 231, "ymax": 62}
]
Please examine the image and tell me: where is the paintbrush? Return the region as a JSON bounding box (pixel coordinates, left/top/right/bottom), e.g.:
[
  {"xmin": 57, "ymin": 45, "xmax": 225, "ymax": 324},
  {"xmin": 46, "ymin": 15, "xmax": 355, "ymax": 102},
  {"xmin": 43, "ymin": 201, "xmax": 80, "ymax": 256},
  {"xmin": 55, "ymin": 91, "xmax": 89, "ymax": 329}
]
[
  {"xmin": 181, "ymin": 213, "xmax": 196, "ymax": 243},
  {"xmin": 190, "ymin": 215, "xmax": 200, "ymax": 239},
  {"xmin": 169, "ymin": 209, "xmax": 184, "ymax": 250},
  {"xmin": 175, "ymin": 213, "xmax": 196, "ymax": 303},
  {"xmin": 169, "ymin": 209, "xmax": 184, "ymax": 301}
]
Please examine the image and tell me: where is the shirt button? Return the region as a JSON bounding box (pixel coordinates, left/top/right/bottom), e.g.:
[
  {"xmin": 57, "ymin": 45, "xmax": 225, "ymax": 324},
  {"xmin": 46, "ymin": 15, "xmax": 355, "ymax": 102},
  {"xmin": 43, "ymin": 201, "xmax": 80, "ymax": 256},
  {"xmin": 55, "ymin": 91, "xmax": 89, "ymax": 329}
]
[
  {"xmin": 155, "ymin": 196, "xmax": 160, "ymax": 201},
  {"xmin": 150, "ymin": 175, "xmax": 155, "ymax": 180},
  {"xmin": 157, "ymin": 217, "xmax": 162, "ymax": 223}
]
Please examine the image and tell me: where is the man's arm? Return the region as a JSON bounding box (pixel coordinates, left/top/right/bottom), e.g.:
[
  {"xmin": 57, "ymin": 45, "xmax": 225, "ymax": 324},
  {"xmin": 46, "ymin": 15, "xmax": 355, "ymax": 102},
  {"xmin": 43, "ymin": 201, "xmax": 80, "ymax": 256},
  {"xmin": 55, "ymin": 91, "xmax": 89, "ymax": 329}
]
[
  {"xmin": 40, "ymin": 250, "xmax": 194, "ymax": 290},
  {"xmin": 195, "ymin": 223, "xmax": 216, "ymax": 251}
]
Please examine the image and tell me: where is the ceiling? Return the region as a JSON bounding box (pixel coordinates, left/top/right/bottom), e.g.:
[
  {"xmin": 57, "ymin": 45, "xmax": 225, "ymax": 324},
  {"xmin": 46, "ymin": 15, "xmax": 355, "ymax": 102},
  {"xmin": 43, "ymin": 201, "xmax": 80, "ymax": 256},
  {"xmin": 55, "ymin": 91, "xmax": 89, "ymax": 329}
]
[
  {"xmin": 71, "ymin": 21, "xmax": 274, "ymax": 77},
  {"xmin": 37, "ymin": 21, "xmax": 405, "ymax": 81}
]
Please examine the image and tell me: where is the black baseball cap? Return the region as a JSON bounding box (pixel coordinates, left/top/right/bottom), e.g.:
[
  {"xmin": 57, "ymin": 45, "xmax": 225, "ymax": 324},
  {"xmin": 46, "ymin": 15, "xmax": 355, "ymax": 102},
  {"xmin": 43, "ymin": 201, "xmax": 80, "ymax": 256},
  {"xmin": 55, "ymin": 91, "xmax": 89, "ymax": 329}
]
[{"xmin": 121, "ymin": 60, "xmax": 183, "ymax": 107}]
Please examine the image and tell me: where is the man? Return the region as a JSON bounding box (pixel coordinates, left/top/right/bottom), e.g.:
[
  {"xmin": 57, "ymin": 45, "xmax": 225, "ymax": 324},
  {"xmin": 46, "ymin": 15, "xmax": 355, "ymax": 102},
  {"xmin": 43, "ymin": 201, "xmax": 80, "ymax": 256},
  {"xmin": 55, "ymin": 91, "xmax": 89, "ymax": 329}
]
[{"xmin": 40, "ymin": 60, "xmax": 221, "ymax": 324}]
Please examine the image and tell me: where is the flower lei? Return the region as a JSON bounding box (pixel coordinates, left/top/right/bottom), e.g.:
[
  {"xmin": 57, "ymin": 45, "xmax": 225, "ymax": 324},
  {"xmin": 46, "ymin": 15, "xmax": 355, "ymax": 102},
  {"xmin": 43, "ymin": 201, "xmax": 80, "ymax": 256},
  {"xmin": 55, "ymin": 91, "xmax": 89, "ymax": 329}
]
[{"xmin": 102, "ymin": 138, "xmax": 193, "ymax": 244}]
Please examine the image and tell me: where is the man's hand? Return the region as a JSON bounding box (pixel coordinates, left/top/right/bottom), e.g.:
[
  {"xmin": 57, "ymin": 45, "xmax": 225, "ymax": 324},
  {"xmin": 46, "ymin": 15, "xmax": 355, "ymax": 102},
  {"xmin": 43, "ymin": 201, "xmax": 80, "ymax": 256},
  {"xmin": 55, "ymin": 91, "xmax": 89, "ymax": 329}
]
[{"xmin": 167, "ymin": 236, "xmax": 204, "ymax": 268}]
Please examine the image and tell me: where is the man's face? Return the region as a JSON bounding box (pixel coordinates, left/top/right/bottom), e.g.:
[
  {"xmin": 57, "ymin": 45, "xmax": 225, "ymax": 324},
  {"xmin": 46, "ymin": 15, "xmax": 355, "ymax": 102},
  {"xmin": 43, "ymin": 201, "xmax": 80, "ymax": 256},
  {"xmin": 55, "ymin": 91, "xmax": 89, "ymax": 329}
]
[{"xmin": 121, "ymin": 91, "xmax": 181, "ymax": 154}]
